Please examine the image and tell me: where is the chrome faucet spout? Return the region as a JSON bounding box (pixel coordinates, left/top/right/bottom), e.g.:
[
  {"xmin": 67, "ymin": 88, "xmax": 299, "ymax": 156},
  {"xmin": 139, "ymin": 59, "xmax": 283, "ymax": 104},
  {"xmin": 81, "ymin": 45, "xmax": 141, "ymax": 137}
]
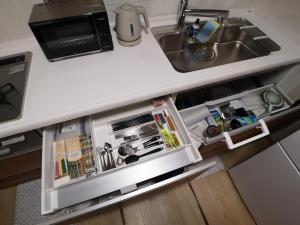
[{"xmin": 177, "ymin": 0, "xmax": 229, "ymax": 31}]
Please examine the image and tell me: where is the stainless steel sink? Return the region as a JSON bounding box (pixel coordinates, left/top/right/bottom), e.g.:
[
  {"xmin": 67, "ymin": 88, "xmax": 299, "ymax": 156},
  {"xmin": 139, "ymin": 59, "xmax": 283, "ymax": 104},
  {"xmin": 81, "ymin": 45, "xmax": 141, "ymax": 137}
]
[{"xmin": 151, "ymin": 24, "xmax": 272, "ymax": 73}]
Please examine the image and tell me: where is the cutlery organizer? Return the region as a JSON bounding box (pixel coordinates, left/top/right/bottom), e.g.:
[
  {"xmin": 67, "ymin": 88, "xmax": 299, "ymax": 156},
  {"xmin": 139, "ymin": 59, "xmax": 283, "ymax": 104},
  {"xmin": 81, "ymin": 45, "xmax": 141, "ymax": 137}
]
[{"xmin": 91, "ymin": 104, "xmax": 187, "ymax": 173}]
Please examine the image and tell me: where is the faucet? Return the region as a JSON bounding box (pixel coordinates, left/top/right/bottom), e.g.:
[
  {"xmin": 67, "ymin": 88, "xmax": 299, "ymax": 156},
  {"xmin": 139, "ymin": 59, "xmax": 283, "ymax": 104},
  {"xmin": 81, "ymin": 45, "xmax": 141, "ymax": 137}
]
[{"xmin": 177, "ymin": 0, "xmax": 230, "ymax": 31}]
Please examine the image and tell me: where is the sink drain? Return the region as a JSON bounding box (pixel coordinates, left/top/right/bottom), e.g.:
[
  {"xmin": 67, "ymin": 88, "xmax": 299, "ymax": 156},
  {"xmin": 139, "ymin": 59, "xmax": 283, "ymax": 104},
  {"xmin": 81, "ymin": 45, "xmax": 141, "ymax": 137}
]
[{"xmin": 192, "ymin": 46, "xmax": 215, "ymax": 61}]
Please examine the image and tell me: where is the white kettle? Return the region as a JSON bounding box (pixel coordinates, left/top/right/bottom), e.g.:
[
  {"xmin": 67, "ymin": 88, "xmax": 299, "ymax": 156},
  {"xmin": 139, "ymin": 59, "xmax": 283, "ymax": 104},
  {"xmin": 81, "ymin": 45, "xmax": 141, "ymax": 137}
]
[{"xmin": 114, "ymin": 4, "xmax": 149, "ymax": 47}]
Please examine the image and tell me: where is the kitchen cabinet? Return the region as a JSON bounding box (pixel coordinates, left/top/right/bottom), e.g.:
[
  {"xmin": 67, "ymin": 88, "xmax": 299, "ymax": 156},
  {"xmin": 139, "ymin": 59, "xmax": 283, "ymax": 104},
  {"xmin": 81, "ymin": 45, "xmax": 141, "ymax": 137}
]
[
  {"xmin": 0, "ymin": 130, "xmax": 42, "ymax": 188},
  {"xmin": 38, "ymin": 63, "xmax": 300, "ymax": 224},
  {"xmin": 229, "ymin": 130, "xmax": 300, "ymax": 225}
]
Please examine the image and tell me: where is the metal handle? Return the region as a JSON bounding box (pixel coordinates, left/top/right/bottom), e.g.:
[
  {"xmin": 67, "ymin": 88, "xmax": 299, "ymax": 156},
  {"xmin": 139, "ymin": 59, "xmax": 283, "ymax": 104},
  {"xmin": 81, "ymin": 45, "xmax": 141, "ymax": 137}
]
[{"xmin": 223, "ymin": 119, "xmax": 270, "ymax": 150}]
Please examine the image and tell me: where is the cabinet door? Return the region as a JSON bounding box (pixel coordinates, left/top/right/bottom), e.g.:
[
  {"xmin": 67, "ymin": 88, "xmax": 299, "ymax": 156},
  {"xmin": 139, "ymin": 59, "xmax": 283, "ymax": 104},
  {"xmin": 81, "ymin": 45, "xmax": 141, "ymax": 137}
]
[
  {"xmin": 229, "ymin": 142, "xmax": 300, "ymax": 225},
  {"xmin": 280, "ymin": 129, "xmax": 300, "ymax": 171}
]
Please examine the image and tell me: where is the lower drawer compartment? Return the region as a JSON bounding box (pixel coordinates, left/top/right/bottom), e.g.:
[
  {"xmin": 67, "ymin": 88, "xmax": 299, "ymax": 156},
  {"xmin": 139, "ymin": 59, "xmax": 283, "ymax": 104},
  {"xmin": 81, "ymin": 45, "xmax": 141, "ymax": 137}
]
[
  {"xmin": 41, "ymin": 97, "xmax": 202, "ymax": 214},
  {"xmin": 39, "ymin": 159, "xmax": 214, "ymax": 225}
]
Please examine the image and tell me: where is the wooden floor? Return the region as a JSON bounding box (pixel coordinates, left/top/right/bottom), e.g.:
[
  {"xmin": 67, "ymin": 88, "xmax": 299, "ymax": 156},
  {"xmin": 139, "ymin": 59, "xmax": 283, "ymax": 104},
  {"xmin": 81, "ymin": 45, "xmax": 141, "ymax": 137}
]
[{"xmin": 0, "ymin": 137, "xmax": 269, "ymax": 225}]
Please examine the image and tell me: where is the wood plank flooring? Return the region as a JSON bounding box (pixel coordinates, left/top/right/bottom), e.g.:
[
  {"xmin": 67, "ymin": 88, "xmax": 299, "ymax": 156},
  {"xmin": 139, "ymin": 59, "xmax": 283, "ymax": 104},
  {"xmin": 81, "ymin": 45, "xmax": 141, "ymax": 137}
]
[
  {"xmin": 122, "ymin": 183, "xmax": 206, "ymax": 225},
  {"xmin": 0, "ymin": 186, "xmax": 17, "ymax": 225},
  {"xmin": 68, "ymin": 206, "xmax": 123, "ymax": 225},
  {"xmin": 191, "ymin": 171, "xmax": 256, "ymax": 225}
]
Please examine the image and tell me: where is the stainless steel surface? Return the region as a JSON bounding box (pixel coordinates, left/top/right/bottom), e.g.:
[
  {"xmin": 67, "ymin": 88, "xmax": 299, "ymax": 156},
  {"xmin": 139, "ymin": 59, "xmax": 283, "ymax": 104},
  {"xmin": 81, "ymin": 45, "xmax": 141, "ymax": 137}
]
[
  {"xmin": 151, "ymin": 24, "xmax": 271, "ymax": 73},
  {"xmin": 256, "ymin": 38, "xmax": 281, "ymax": 52},
  {"xmin": 228, "ymin": 17, "xmax": 253, "ymax": 27},
  {"xmin": 177, "ymin": 0, "xmax": 229, "ymax": 30},
  {"xmin": 0, "ymin": 52, "xmax": 32, "ymax": 124},
  {"xmin": 29, "ymin": 0, "xmax": 106, "ymax": 23},
  {"xmin": 48, "ymin": 49, "xmax": 102, "ymax": 62}
]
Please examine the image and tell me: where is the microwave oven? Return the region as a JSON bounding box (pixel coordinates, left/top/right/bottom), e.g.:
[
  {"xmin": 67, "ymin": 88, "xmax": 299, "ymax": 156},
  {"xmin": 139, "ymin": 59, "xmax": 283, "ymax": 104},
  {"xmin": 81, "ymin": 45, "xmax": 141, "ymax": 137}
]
[{"xmin": 28, "ymin": 0, "xmax": 113, "ymax": 62}]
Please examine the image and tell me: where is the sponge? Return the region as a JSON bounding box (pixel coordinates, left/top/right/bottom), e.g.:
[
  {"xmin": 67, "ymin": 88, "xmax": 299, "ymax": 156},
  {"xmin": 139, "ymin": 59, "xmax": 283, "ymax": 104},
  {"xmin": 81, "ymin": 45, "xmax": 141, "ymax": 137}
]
[{"xmin": 195, "ymin": 20, "xmax": 220, "ymax": 44}]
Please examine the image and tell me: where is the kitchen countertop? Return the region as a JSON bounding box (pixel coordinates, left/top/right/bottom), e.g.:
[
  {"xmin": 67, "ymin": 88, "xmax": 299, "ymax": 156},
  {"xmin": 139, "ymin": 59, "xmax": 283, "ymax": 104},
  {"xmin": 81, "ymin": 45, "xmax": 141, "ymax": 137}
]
[{"xmin": 0, "ymin": 9, "xmax": 299, "ymax": 139}]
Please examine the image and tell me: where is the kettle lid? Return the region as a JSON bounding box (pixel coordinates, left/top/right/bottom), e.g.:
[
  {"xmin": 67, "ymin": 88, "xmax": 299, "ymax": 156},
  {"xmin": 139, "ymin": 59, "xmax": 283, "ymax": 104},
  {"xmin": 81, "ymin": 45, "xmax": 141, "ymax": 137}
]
[{"xmin": 119, "ymin": 3, "xmax": 135, "ymax": 10}]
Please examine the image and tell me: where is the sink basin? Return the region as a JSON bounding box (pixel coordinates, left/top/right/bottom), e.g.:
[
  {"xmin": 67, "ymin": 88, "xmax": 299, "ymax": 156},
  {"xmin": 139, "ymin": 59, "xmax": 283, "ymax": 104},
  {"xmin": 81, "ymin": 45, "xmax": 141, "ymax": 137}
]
[{"xmin": 151, "ymin": 24, "xmax": 272, "ymax": 73}]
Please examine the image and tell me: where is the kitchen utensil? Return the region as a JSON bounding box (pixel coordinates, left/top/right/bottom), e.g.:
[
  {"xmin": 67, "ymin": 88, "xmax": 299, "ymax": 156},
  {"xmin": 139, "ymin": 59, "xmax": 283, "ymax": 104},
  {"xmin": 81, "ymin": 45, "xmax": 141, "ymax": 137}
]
[
  {"xmin": 118, "ymin": 135, "xmax": 163, "ymax": 156},
  {"xmin": 107, "ymin": 143, "xmax": 116, "ymax": 168},
  {"xmin": 97, "ymin": 147, "xmax": 107, "ymax": 171},
  {"xmin": 114, "ymin": 123, "xmax": 159, "ymax": 140},
  {"xmin": 103, "ymin": 142, "xmax": 116, "ymax": 170},
  {"xmin": 113, "ymin": 3, "xmax": 149, "ymax": 47},
  {"xmin": 206, "ymin": 125, "xmax": 222, "ymax": 138},
  {"xmin": 103, "ymin": 143, "xmax": 111, "ymax": 169},
  {"xmin": 118, "ymin": 145, "xmax": 135, "ymax": 156},
  {"xmin": 156, "ymin": 122, "xmax": 178, "ymax": 149},
  {"xmin": 117, "ymin": 156, "xmax": 125, "ymax": 165},
  {"xmin": 120, "ymin": 140, "xmax": 164, "ymax": 156},
  {"xmin": 112, "ymin": 114, "xmax": 154, "ymax": 131},
  {"xmin": 124, "ymin": 147, "xmax": 164, "ymax": 165},
  {"xmin": 262, "ymin": 90, "xmax": 284, "ymax": 112}
]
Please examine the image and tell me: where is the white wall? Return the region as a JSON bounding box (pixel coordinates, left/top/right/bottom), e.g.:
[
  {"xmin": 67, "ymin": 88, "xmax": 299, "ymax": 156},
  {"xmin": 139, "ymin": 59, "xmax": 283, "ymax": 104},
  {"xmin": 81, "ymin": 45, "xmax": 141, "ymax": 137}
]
[{"xmin": 0, "ymin": 0, "xmax": 299, "ymax": 43}]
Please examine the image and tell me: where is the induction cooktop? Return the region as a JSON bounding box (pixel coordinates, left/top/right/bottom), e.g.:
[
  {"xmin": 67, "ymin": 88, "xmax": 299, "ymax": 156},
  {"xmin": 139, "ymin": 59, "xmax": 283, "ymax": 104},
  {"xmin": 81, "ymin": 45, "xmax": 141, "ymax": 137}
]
[{"xmin": 0, "ymin": 52, "xmax": 32, "ymax": 124}]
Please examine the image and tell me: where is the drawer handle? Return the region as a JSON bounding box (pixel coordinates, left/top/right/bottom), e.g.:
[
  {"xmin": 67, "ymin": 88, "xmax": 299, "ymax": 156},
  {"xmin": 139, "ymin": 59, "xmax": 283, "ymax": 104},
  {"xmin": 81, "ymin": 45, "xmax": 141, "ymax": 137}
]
[{"xmin": 223, "ymin": 119, "xmax": 270, "ymax": 150}]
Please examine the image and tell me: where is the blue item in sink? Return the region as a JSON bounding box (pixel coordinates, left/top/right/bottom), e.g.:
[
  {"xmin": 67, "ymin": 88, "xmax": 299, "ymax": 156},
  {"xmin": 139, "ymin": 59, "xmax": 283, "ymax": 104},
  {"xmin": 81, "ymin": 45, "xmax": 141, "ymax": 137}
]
[{"xmin": 195, "ymin": 20, "xmax": 220, "ymax": 43}]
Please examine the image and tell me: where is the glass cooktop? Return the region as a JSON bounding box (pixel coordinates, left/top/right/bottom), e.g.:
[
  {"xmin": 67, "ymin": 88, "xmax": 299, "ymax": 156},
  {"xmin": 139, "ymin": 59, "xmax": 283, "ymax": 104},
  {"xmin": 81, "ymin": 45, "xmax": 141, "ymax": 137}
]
[{"xmin": 0, "ymin": 52, "xmax": 32, "ymax": 124}]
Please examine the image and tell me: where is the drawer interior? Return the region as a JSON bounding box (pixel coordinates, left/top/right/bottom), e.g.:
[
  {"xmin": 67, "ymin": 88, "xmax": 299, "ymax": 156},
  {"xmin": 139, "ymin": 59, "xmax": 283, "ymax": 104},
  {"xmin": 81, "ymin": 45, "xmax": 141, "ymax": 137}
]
[
  {"xmin": 41, "ymin": 97, "xmax": 201, "ymax": 214},
  {"xmin": 175, "ymin": 66, "xmax": 300, "ymax": 144}
]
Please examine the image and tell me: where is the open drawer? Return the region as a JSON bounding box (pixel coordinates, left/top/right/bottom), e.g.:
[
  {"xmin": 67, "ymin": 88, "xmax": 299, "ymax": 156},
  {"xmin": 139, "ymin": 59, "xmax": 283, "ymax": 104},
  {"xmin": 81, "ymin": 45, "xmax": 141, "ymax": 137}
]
[
  {"xmin": 41, "ymin": 97, "xmax": 202, "ymax": 214},
  {"xmin": 175, "ymin": 64, "xmax": 300, "ymax": 152}
]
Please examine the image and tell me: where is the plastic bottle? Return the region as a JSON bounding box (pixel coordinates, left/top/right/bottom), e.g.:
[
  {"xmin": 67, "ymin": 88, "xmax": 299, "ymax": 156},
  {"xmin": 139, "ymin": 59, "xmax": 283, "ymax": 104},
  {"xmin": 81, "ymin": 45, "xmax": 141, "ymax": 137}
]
[{"xmin": 191, "ymin": 18, "xmax": 200, "ymax": 37}]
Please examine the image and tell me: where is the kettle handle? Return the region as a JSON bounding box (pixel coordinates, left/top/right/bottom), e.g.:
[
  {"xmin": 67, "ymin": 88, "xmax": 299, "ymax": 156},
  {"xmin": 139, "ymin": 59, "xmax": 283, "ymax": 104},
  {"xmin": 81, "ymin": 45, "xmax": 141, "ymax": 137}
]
[{"xmin": 136, "ymin": 6, "xmax": 150, "ymax": 29}]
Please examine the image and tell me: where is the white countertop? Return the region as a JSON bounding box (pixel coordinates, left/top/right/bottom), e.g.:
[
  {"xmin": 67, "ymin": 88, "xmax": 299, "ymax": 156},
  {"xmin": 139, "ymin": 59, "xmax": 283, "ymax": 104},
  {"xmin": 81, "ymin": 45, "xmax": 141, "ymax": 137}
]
[{"xmin": 0, "ymin": 9, "xmax": 299, "ymax": 138}]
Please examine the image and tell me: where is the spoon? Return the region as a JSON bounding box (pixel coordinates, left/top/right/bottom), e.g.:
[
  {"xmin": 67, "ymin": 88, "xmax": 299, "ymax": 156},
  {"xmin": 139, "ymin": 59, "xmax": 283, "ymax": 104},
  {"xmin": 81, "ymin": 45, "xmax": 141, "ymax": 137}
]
[
  {"xmin": 104, "ymin": 143, "xmax": 112, "ymax": 169},
  {"xmin": 124, "ymin": 147, "xmax": 164, "ymax": 165},
  {"xmin": 118, "ymin": 141, "xmax": 164, "ymax": 156},
  {"xmin": 107, "ymin": 143, "xmax": 116, "ymax": 168}
]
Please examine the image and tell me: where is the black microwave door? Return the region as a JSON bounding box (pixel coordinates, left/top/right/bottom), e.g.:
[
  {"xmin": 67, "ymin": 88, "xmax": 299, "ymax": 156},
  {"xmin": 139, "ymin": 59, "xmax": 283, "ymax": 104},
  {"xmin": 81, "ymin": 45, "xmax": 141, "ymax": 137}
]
[{"xmin": 31, "ymin": 16, "xmax": 101, "ymax": 60}]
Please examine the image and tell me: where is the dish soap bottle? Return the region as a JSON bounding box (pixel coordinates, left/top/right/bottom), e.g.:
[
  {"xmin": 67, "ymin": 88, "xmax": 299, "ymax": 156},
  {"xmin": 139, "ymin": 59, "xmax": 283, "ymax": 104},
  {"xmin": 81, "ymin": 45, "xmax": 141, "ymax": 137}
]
[{"xmin": 191, "ymin": 18, "xmax": 200, "ymax": 37}]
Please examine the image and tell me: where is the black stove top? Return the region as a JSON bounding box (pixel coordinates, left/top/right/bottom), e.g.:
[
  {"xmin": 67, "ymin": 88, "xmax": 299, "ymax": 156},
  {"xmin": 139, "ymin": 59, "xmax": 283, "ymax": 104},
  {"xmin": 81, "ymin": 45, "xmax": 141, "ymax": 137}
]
[{"xmin": 0, "ymin": 52, "xmax": 32, "ymax": 124}]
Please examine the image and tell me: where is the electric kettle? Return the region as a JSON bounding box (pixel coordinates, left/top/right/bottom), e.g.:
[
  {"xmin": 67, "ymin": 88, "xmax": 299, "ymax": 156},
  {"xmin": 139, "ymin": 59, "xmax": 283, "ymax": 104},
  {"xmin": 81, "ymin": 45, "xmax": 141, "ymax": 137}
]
[{"xmin": 114, "ymin": 4, "xmax": 149, "ymax": 47}]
